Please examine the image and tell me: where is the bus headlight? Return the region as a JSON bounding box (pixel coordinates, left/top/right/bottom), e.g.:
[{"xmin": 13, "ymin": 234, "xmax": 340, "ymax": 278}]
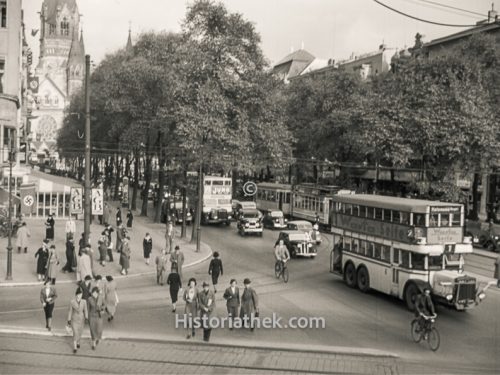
[
  {"xmin": 446, "ymin": 294, "xmax": 453, "ymax": 301},
  {"xmin": 245, "ymin": 223, "xmax": 249, "ymax": 228},
  {"xmin": 478, "ymin": 292, "xmax": 486, "ymax": 301}
]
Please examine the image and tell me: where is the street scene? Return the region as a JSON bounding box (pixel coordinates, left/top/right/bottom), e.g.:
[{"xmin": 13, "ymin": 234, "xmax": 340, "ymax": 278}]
[{"xmin": 1, "ymin": 0, "xmax": 500, "ymax": 374}]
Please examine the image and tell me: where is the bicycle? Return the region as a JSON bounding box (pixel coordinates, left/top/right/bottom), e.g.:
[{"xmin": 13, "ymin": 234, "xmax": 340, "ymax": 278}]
[
  {"xmin": 411, "ymin": 313, "xmax": 440, "ymax": 351},
  {"xmin": 274, "ymin": 259, "xmax": 289, "ymax": 283}
]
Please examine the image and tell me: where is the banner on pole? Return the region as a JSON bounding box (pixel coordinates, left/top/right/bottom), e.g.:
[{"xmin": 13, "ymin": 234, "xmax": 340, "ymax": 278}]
[
  {"xmin": 122, "ymin": 177, "xmax": 129, "ymax": 206},
  {"xmin": 20, "ymin": 184, "xmax": 36, "ymax": 215},
  {"xmin": 92, "ymin": 188, "xmax": 104, "ymax": 215},
  {"xmin": 70, "ymin": 187, "xmax": 83, "ymax": 214}
]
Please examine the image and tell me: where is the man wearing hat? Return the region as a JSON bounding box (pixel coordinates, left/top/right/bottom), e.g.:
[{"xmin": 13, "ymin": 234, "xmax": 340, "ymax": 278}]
[
  {"xmin": 35, "ymin": 239, "xmax": 50, "ymax": 281},
  {"xmin": 45, "ymin": 213, "xmax": 55, "ymax": 240},
  {"xmin": 240, "ymin": 278, "xmax": 259, "ymax": 331},
  {"xmin": 223, "ymin": 279, "xmax": 240, "ymax": 329},
  {"xmin": 198, "ymin": 281, "xmax": 216, "ymax": 342}
]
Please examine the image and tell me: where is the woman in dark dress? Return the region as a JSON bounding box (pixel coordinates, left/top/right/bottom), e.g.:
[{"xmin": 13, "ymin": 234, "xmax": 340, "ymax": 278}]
[
  {"xmin": 166, "ymin": 267, "xmax": 182, "ymax": 312},
  {"xmin": 35, "ymin": 240, "xmax": 50, "ymax": 281},
  {"xmin": 126, "ymin": 210, "xmax": 133, "ymax": 228},
  {"xmin": 208, "ymin": 252, "xmax": 223, "ymax": 293},
  {"xmin": 45, "ymin": 214, "xmax": 55, "ymax": 240},
  {"xmin": 143, "ymin": 233, "xmax": 153, "ymax": 265}
]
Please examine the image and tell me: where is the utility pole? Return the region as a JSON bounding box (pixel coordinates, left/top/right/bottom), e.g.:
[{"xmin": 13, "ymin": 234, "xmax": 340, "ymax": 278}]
[
  {"xmin": 196, "ymin": 163, "xmax": 203, "ymax": 252},
  {"xmin": 84, "ymin": 55, "xmax": 91, "ymax": 245},
  {"xmin": 5, "ymin": 143, "xmax": 15, "ymax": 280}
]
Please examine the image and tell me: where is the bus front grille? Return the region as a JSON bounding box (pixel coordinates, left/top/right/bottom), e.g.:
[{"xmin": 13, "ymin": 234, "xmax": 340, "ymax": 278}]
[{"xmin": 457, "ymin": 283, "xmax": 476, "ymax": 302}]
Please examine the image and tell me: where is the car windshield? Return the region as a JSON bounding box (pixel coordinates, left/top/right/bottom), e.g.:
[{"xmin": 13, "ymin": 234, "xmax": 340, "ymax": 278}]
[
  {"xmin": 271, "ymin": 211, "xmax": 283, "ymax": 217},
  {"xmin": 288, "ymin": 233, "xmax": 307, "ymax": 241},
  {"xmin": 242, "ymin": 211, "xmax": 260, "ymax": 219},
  {"xmin": 290, "ymin": 222, "xmax": 312, "ymax": 231}
]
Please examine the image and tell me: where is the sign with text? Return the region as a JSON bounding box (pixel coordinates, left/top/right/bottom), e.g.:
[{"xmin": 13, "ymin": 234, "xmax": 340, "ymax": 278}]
[
  {"xmin": 70, "ymin": 187, "xmax": 83, "ymax": 214},
  {"xmin": 91, "ymin": 188, "xmax": 104, "ymax": 215},
  {"xmin": 427, "ymin": 227, "xmax": 462, "ymax": 245},
  {"xmin": 430, "ymin": 206, "xmax": 461, "ymax": 214}
]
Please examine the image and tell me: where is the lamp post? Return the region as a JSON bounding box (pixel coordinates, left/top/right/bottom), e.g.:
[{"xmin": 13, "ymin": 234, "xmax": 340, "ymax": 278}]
[
  {"xmin": 6, "ymin": 147, "xmax": 15, "ymax": 280},
  {"xmin": 195, "ymin": 162, "xmax": 203, "ymax": 252},
  {"xmin": 83, "ymin": 55, "xmax": 91, "ymax": 245}
]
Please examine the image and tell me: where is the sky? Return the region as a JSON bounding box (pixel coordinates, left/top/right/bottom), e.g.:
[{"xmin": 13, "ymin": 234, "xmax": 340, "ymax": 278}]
[{"xmin": 22, "ymin": 0, "xmax": 496, "ymax": 67}]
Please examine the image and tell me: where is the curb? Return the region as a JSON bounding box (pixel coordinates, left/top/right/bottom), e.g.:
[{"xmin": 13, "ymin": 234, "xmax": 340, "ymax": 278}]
[
  {"xmin": 472, "ymin": 248, "xmax": 499, "ymax": 260},
  {"xmin": 0, "ymin": 244, "xmax": 213, "ymax": 288},
  {"xmin": 0, "ymin": 326, "xmax": 399, "ymax": 359}
]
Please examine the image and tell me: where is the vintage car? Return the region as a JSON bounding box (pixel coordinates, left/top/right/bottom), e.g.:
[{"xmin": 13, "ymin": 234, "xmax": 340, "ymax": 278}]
[
  {"xmin": 465, "ymin": 219, "xmax": 500, "ymax": 252},
  {"xmin": 237, "ymin": 208, "xmax": 263, "ymax": 236},
  {"xmin": 202, "ymin": 208, "xmax": 231, "ymax": 226},
  {"xmin": 262, "ymin": 210, "xmax": 287, "ymax": 229},
  {"xmin": 286, "ymin": 220, "xmax": 321, "ymax": 244},
  {"xmin": 277, "ymin": 230, "xmax": 317, "ymax": 258},
  {"xmin": 173, "ymin": 208, "xmax": 193, "ymax": 225},
  {"xmin": 233, "ymin": 200, "xmax": 258, "ymax": 220}
]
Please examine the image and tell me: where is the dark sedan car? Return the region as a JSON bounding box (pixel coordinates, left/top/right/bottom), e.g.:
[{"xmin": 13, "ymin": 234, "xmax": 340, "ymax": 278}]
[
  {"xmin": 262, "ymin": 210, "xmax": 287, "ymax": 229},
  {"xmin": 277, "ymin": 230, "xmax": 317, "ymax": 258}
]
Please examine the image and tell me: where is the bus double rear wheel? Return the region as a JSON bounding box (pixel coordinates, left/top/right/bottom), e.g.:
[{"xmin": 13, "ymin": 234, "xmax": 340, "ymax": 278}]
[{"xmin": 344, "ymin": 262, "xmax": 357, "ymax": 288}]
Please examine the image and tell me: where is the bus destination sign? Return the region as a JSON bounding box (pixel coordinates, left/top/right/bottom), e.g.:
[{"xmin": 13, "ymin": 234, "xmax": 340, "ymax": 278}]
[{"xmin": 430, "ymin": 206, "xmax": 460, "ymax": 213}]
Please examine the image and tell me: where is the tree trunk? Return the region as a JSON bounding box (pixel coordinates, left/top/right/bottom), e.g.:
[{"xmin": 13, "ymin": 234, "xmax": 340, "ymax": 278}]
[
  {"xmin": 113, "ymin": 154, "xmax": 121, "ymax": 200},
  {"xmin": 131, "ymin": 149, "xmax": 139, "ymax": 211},
  {"xmin": 470, "ymin": 172, "xmax": 480, "ymax": 221},
  {"xmin": 181, "ymin": 170, "xmax": 187, "ymax": 239},
  {"xmin": 141, "ymin": 154, "xmax": 152, "ymax": 216},
  {"xmin": 155, "ymin": 132, "xmax": 164, "ymax": 223}
]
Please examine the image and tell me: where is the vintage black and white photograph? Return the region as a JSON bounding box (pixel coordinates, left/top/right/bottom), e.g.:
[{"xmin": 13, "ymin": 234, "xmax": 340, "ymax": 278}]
[{"xmin": 0, "ymin": 0, "xmax": 499, "ymax": 374}]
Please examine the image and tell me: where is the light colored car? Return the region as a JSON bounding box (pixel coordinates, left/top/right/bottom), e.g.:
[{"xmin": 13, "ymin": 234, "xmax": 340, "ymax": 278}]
[{"xmin": 286, "ymin": 220, "xmax": 321, "ymax": 244}]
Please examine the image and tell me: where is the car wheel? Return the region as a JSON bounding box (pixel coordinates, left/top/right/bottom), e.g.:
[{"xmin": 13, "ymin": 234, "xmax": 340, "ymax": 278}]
[
  {"xmin": 290, "ymin": 249, "xmax": 297, "ymax": 258},
  {"xmin": 486, "ymin": 241, "xmax": 496, "ymax": 252}
]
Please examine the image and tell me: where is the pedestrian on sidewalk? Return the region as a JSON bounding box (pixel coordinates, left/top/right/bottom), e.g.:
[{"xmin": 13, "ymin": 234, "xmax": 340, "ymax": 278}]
[
  {"xmin": 167, "ymin": 266, "xmax": 182, "ymax": 313},
  {"xmin": 495, "ymin": 253, "xmax": 500, "ymax": 288},
  {"xmin": 98, "ymin": 233, "xmax": 108, "ymax": 267},
  {"xmin": 65, "ymin": 215, "xmax": 76, "ymax": 241},
  {"xmin": 116, "ymin": 223, "xmax": 125, "ymax": 253},
  {"xmin": 104, "ymin": 275, "xmax": 119, "ymax": 322},
  {"xmin": 35, "ymin": 239, "xmax": 50, "ymax": 281},
  {"xmin": 45, "ymin": 245, "xmax": 60, "ymax": 285},
  {"xmin": 16, "ymin": 222, "xmax": 30, "ymax": 254},
  {"xmin": 170, "ymin": 246, "xmax": 184, "ymax": 282},
  {"xmin": 223, "ymin": 279, "xmax": 240, "ymax": 330},
  {"xmin": 126, "ymin": 209, "xmax": 134, "ymax": 228},
  {"xmin": 40, "ymin": 280, "xmax": 57, "ymax": 331},
  {"xmin": 45, "ymin": 213, "xmax": 55, "ymax": 240},
  {"xmin": 183, "ymin": 277, "xmax": 199, "ymax": 339},
  {"xmin": 155, "ymin": 249, "xmax": 168, "ymax": 285},
  {"xmin": 240, "ymin": 278, "xmax": 259, "ymax": 331},
  {"xmin": 78, "ymin": 275, "xmax": 93, "ymax": 301},
  {"xmin": 103, "ymin": 203, "xmax": 110, "ymax": 226},
  {"xmin": 143, "ymin": 232, "xmax": 153, "ymax": 265},
  {"xmin": 116, "ymin": 207, "xmax": 122, "ymax": 227},
  {"xmin": 76, "ymin": 247, "xmax": 92, "ymax": 282},
  {"xmin": 62, "ymin": 238, "xmax": 75, "ymax": 273},
  {"xmin": 67, "ymin": 287, "xmax": 88, "ymax": 354},
  {"xmin": 88, "ymin": 287, "xmax": 105, "ymax": 350},
  {"xmin": 93, "ymin": 274, "xmax": 106, "ymax": 294},
  {"xmin": 78, "ymin": 233, "xmax": 86, "ymax": 255},
  {"xmin": 105, "ymin": 224, "xmax": 114, "ymax": 242},
  {"xmin": 208, "ymin": 252, "xmax": 223, "ymax": 293},
  {"xmin": 105, "ymin": 232, "xmax": 114, "ymax": 263},
  {"xmin": 165, "ymin": 220, "xmax": 174, "ymax": 253},
  {"xmin": 120, "ymin": 236, "xmax": 131, "ymax": 275},
  {"xmin": 198, "ymin": 281, "xmax": 216, "ymax": 342}
]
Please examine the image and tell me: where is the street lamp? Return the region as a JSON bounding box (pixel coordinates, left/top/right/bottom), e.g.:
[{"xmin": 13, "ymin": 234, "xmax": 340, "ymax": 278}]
[
  {"xmin": 83, "ymin": 55, "xmax": 91, "ymax": 245},
  {"xmin": 6, "ymin": 147, "xmax": 16, "ymax": 280}
]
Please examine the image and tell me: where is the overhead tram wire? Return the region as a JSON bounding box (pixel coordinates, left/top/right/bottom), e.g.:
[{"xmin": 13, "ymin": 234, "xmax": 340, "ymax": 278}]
[
  {"xmin": 415, "ymin": 0, "xmax": 486, "ymax": 18},
  {"xmin": 400, "ymin": 0, "xmax": 483, "ymax": 19},
  {"xmin": 372, "ymin": 0, "xmax": 483, "ymax": 27}
]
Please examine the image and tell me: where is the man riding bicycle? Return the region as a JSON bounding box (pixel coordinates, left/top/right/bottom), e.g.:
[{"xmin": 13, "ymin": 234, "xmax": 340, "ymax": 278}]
[
  {"xmin": 415, "ymin": 288, "xmax": 436, "ymax": 334},
  {"xmin": 274, "ymin": 240, "xmax": 290, "ymax": 274}
]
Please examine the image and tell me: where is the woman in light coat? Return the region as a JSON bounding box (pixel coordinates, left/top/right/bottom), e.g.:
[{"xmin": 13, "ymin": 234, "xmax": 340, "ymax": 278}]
[
  {"xmin": 88, "ymin": 287, "xmax": 105, "ymax": 350},
  {"xmin": 183, "ymin": 277, "xmax": 199, "ymax": 339},
  {"xmin": 45, "ymin": 245, "xmax": 60, "ymax": 284},
  {"xmin": 104, "ymin": 275, "xmax": 119, "ymax": 322},
  {"xmin": 155, "ymin": 249, "xmax": 168, "ymax": 285},
  {"xmin": 67, "ymin": 287, "xmax": 88, "ymax": 354},
  {"xmin": 16, "ymin": 222, "xmax": 30, "ymax": 253},
  {"xmin": 120, "ymin": 237, "xmax": 131, "ymax": 275},
  {"xmin": 77, "ymin": 248, "xmax": 92, "ymax": 282}
]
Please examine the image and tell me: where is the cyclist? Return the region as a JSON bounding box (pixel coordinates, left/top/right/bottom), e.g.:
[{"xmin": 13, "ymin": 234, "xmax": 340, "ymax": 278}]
[
  {"xmin": 274, "ymin": 240, "xmax": 290, "ymax": 275},
  {"xmin": 415, "ymin": 287, "xmax": 436, "ymax": 335}
]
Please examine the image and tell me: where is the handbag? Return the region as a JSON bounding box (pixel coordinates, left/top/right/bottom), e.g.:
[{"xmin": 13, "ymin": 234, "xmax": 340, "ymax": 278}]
[{"xmin": 65, "ymin": 323, "xmax": 73, "ymax": 335}]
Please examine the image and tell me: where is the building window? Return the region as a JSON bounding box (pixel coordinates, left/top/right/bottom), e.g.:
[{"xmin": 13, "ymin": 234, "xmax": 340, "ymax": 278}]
[
  {"xmin": 0, "ymin": 58, "xmax": 5, "ymax": 93},
  {"xmin": 49, "ymin": 24, "xmax": 56, "ymax": 35},
  {"xmin": 1, "ymin": 1, "xmax": 7, "ymax": 28},
  {"xmin": 60, "ymin": 18, "xmax": 69, "ymax": 36}
]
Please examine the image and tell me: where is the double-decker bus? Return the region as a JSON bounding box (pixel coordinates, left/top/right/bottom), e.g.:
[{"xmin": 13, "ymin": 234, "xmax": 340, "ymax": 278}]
[
  {"xmin": 202, "ymin": 176, "xmax": 232, "ymax": 225},
  {"xmin": 329, "ymin": 194, "xmax": 490, "ymax": 311}
]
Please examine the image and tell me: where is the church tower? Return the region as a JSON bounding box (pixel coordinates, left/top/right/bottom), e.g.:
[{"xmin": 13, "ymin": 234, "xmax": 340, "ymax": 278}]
[{"xmin": 32, "ymin": 0, "xmax": 84, "ymax": 146}]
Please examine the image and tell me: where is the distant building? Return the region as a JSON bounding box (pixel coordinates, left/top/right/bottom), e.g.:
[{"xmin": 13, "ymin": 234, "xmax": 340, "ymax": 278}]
[
  {"xmin": 337, "ymin": 44, "xmax": 396, "ymax": 80},
  {"xmin": 30, "ymin": 0, "xmax": 85, "ymax": 161},
  {"xmin": 272, "ymin": 49, "xmax": 315, "ymax": 82}
]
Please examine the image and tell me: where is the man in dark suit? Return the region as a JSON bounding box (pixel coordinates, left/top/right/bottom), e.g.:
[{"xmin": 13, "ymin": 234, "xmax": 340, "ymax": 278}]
[
  {"xmin": 198, "ymin": 282, "xmax": 215, "ymax": 342},
  {"xmin": 240, "ymin": 278, "xmax": 259, "ymax": 331},
  {"xmin": 223, "ymin": 279, "xmax": 240, "ymax": 330}
]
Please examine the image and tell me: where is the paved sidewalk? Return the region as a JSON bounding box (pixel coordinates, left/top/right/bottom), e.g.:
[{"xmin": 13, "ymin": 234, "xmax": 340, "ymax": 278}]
[
  {"xmin": 0, "ymin": 331, "xmax": 400, "ymax": 374},
  {"xmin": 0, "ymin": 201, "xmax": 211, "ymax": 286}
]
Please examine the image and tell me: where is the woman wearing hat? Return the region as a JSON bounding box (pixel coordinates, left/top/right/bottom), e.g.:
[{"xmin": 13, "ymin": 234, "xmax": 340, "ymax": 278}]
[
  {"xmin": 16, "ymin": 221, "xmax": 30, "ymax": 254},
  {"xmin": 166, "ymin": 266, "xmax": 182, "ymax": 312},
  {"xmin": 67, "ymin": 287, "xmax": 88, "ymax": 354},
  {"xmin": 77, "ymin": 246, "xmax": 92, "ymax": 282},
  {"xmin": 45, "ymin": 213, "xmax": 55, "ymax": 240},
  {"xmin": 104, "ymin": 275, "xmax": 119, "ymax": 322},
  {"xmin": 45, "ymin": 245, "xmax": 60, "ymax": 284},
  {"xmin": 143, "ymin": 232, "xmax": 153, "ymax": 265},
  {"xmin": 34, "ymin": 240, "xmax": 50, "ymax": 281},
  {"xmin": 208, "ymin": 252, "xmax": 223, "ymax": 293},
  {"xmin": 240, "ymin": 278, "xmax": 259, "ymax": 331},
  {"xmin": 88, "ymin": 286, "xmax": 105, "ymax": 350},
  {"xmin": 40, "ymin": 280, "xmax": 57, "ymax": 331},
  {"xmin": 120, "ymin": 236, "xmax": 131, "ymax": 275},
  {"xmin": 183, "ymin": 278, "xmax": 199, "ymax": 339},
  {"xmin": 62, "ymin": 237, "xmax": 75, "ymax": 273}
]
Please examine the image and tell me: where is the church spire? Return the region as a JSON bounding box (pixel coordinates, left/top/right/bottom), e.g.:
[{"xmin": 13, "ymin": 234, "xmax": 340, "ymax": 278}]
[
  {"xmin": 79, "ymin": 28, "xmax": 85, "ymax": 56},
  {"xmin": 126, "ymin": 22, "xmax": 133, "ymax": 53}
]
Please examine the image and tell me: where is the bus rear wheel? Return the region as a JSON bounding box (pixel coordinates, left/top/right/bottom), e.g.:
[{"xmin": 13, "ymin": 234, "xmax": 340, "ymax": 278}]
[
  {"xmin": 357, "ymin": 266, "xmax": 370, "ymax": 292},
  {"xmin": 344, "ymin": 262, "xmax": 357, "ymax": 288},
  {"xmin": 405, "ymin": 283, "xmax": 419, "ymax": 311}
]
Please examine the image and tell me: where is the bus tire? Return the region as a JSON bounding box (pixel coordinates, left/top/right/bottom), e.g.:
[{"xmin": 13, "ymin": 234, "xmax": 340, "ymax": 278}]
[
  {"xmin": 357, "ymin": 266, "xmax": 370, "ymax": 292},
  {"xmin": 344, "ymin": 262, "xmax": 357, "ymax": 288},
  {"xmin": 404, "ymin": 283, "xmax": 419, "ymax": 311}
]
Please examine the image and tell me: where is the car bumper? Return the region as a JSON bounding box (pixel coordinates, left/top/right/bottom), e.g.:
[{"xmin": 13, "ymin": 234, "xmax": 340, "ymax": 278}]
[
  {"xmin": 296, "ymin": 252, "xmax": 317, "ymax": 257},
  {"xmin": 272, "ymin": 223, "xmax": 287, "ymax": 229},
  {"xmin": 242, "ymin": 227, "xmax": 263, "ymax": 233}
]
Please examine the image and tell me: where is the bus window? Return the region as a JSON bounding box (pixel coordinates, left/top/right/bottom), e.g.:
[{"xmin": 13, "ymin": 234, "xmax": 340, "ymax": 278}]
[
  {"xmin": 381, "ymin": 246, "xmax": 390, "ymax": 263},
  {"xmin": 319, "ymin": 202, "xmax": 324, "ymax": 213},
  {"xmin": 450, "ymin": 212, "xmax": 460, "ymax": 226},
  {"xmin": 374, "ymin": 243, "xmax": 382, "ymax": 259},
  {"xmin": 392, "ymin": 248, "xmax": 400, "ymax": 264},
  {"xmin": 414, "ymin": 213, "xmax": 425, "ymax": 226},
  {"xmin": 360, "ymin": 240, "xmax": 367, "ymax": 254},
  {"xmin": 345, "ymin": 204, "xmax": 352, "ymax": 215},
  {"xmin": 375, "ymin": 208, "xmax": 383, "ymax": 220},
  {"xmin": 284, "ymin": 193, "xmax": 290, "ymax": 204},
  {"xmin": 401, "ymin": 212, "xmax": 410, "ymax": 225},
  {"xmin": 440, "ymin": 214, "xmax": 450, "ymax": 227},
  {"xmin": 412, "ymin": 253, "xmax": 426, "ymax": 270},
  {"xmin": 352, "ymin": 205, "xmax": 359, "ymax": 216},
  {"xmin": 428, "ymin": 255, "xmax": 443, "ymax": 270},
  {"xmin": 392, "ymin": 210, "xmax": 400, "ymax": 223},
  {"xmin": 366, "ymin": 242, "xmax": 374, "ymax": 257},
  {"xmin": 429, "ymin": 213, "xmax": 439, "ymax": 227},
  {"xmin": 401, "ymin": 250, "xmax": 410, "ymax": 268},
  {"xmin": 352, "ymin": 239, "xmax": 359, "ymax": 253},
  {"xmin": 367, "ymin": 207, "xmax": 374, "ymax": 219},
  {"xmin": 359, "ymin": 206, "xmax": 366, "ymax": 217},
  {"xmin": 205, "ymin": 180, "xmax": 211, "ymax": 186},
  {"xmin": 344, "ymin": 237, "xmax": 351, "ymax": 251}
]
